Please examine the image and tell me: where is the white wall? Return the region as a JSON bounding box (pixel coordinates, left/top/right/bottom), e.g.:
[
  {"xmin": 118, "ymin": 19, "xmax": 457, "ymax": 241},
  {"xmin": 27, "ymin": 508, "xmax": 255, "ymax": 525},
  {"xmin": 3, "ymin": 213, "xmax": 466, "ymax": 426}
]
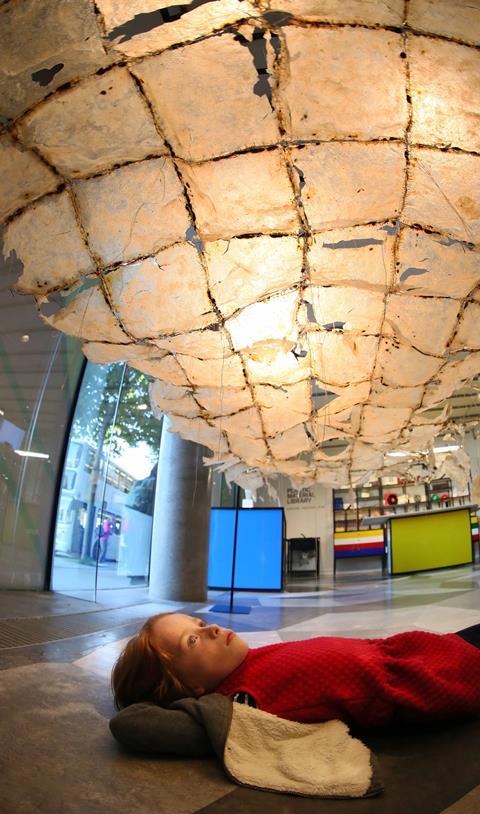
[
  {"xmin": 274, "ymin": 479, "xmax": 334, "ymax": 575},
  {"xmin": 463, "ymin": 432, "xmax": 480, "ymax": 510}
]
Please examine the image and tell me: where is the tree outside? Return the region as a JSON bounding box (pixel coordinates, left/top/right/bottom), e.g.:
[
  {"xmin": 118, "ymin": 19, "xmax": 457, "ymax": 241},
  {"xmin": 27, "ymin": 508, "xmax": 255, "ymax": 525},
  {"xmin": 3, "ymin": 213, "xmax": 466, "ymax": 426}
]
[
  {"xmin": 73, "ymin": 363, "xmax": 162, "ymax": 454},
  {"xmin": 71, "ymin": 362, "xmax": 163, "ymax": 562}
]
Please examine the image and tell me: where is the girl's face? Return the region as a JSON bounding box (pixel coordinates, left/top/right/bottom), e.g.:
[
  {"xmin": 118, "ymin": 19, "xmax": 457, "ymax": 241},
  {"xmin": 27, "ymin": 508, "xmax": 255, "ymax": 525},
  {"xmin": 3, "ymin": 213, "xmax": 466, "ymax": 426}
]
[{"xmin": 150, "ymin": 613, "xmax": 249, "ymax": 696}]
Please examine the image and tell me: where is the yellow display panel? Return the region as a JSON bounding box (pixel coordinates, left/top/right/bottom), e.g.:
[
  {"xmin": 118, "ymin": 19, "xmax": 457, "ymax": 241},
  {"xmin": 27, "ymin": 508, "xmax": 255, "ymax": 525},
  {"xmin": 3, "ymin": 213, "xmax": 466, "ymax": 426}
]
[{"xmin": 391, "ymin": 508, "xmax": 473, "ymax": 574}]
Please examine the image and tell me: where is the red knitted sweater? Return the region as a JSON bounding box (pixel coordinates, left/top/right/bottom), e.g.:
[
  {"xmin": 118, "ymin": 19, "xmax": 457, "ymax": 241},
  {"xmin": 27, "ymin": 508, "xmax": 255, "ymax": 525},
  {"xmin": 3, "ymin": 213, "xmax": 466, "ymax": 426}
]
[{"xmin": 215, "ymin": 632, "xmax": 480, "ymax": 727}]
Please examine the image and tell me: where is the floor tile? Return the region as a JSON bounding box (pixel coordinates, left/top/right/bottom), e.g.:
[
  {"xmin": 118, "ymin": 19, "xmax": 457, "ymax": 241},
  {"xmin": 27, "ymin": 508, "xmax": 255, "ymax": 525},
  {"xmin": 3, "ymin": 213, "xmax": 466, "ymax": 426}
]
[{"xmin": 3, "ymin": 564, "xmax": 480, "ymax": 814}]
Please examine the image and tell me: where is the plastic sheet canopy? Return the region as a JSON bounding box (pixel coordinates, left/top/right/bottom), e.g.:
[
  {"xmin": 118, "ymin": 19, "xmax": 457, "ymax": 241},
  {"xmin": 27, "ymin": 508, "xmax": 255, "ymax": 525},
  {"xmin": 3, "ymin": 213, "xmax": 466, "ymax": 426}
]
[{"xmin": 1, "ymin": 0, "xmax": 480, "ymax": 492}]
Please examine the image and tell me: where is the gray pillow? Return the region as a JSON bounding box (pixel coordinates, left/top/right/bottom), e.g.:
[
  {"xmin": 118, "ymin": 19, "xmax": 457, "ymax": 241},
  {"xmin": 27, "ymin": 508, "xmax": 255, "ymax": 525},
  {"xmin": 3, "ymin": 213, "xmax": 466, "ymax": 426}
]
[{"xmin": 109, "ymin": 701, "xmax": 215, "ymax": 757}]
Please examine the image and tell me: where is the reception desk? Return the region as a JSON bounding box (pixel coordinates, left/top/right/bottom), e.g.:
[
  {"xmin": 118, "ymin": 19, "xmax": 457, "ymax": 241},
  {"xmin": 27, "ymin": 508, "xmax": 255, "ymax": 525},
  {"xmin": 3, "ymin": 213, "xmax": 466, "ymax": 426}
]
[{"xmin": 362, "ymin": 503, "xmax": 477, "ymax": 575}]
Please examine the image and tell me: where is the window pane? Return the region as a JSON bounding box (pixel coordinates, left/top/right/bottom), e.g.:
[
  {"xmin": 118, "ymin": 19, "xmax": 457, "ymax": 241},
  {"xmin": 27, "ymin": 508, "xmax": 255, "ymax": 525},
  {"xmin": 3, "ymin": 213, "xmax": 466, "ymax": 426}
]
[
  {"xmin": 0, "ymin": 267, "xmax": 84, "ymax": 589},
  {"xmin": 96, "ymin": 366, "xmax": 162, "ymax": 597},
  {"xmin": 50, "ymin": 362, "xmax": 162, "ymax": 601}
]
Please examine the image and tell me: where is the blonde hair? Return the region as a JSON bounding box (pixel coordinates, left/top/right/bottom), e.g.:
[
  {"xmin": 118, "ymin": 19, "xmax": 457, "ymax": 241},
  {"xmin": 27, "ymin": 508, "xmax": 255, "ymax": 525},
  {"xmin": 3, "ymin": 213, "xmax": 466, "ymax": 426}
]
[{"xmin": 111, "ymin": 612, "xmax": 193, "ymax": 710}]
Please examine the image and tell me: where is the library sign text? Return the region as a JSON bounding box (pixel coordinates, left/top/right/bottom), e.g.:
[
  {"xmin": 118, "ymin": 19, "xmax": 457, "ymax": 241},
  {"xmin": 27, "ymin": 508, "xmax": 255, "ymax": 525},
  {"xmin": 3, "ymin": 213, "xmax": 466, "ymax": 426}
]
[{"xmin": 287, "ymin": 487, "xmax": 314, "ymax": 505}]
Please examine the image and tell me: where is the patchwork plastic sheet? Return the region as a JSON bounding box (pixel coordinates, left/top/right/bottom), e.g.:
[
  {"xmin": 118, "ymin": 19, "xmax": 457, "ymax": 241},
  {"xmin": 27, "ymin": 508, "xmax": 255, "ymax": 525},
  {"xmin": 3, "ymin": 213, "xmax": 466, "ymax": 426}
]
[{"xmin": 1, "ymin": 0, "xmax": 480, "ymax": 491}]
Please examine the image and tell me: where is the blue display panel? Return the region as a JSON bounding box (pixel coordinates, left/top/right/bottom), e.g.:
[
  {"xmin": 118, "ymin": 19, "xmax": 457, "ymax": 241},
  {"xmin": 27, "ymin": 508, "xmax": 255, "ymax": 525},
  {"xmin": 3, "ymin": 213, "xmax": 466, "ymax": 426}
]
[
  {"xmin": 207, "ymin": 508, "xmax": 236, "ymax": 589},
  {"xmin": 208, "ymin": 508, "xmax": 284, "ymax": 590}
]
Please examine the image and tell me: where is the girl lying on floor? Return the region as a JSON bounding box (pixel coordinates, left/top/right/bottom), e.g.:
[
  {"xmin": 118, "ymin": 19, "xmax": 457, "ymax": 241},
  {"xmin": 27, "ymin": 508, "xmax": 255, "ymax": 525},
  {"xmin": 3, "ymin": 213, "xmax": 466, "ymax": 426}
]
[{"xmin": 111, "ymin": 613, "xmax": 480, "ymax": 728}]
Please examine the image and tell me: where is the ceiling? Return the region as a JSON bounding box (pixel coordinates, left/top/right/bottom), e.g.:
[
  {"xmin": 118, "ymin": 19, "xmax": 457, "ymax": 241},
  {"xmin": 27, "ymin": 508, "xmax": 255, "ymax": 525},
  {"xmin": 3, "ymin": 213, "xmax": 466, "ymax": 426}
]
[{"xmin": 1, "ymin": 0, "xmax": 480, "ymax": 491}]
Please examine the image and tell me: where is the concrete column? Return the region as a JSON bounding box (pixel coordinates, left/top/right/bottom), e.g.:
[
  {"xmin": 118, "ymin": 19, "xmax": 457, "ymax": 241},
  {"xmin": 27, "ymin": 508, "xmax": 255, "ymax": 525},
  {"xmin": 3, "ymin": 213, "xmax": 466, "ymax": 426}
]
[
  {"xmin": 317, "ymin": 486, "xmax": 334, "ymax": 576},
  {"xmin": 149, "ymin": 418, "xmax": 212, "ymax": 602}
]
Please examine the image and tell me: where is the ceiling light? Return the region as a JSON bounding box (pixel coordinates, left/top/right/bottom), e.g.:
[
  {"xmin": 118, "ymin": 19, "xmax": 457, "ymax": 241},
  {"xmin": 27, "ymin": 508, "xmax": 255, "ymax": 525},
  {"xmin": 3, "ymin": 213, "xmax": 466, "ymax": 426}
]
[
  {"xmin": 14, "ymin": 450, "xmax": 49, "ymax": 459},
  {"xmin": 433, "ymin": 445, "xmax": 460, "ymax": 453}
]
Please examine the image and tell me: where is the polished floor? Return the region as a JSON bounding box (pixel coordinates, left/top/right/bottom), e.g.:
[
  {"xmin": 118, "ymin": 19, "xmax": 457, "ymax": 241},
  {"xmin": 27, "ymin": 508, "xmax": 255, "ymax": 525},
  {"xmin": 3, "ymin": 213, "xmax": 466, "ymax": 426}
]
[{"xmin": 2, "ymin": 565, "xmax": 480, "ymax": 813}]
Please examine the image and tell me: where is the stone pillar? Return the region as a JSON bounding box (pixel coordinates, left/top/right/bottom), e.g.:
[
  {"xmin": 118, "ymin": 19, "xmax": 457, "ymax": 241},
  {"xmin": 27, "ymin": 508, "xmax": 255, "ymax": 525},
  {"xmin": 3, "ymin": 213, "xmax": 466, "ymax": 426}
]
[
  {"xmin": 149, "ymin": 418, "xmax": 212, "ymax": 601},
  {"xmin": 316, "ymin": 486, "xmax": 335, "ymax": 576}
]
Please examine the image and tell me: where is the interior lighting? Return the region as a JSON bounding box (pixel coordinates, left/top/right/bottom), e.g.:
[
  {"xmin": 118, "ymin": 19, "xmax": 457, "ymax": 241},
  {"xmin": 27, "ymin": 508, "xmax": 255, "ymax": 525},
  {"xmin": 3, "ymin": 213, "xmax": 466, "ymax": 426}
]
[
  {"xmin": 433, "ymin": 445, "xmax": 460, "ymax": 453},
  {"xmin": 1, "ymin": 2, "xmax": 479, "ymax": 494},
  {"xmin": 14, "ymin": 450, "xmax": 50, "ymax": 459}
]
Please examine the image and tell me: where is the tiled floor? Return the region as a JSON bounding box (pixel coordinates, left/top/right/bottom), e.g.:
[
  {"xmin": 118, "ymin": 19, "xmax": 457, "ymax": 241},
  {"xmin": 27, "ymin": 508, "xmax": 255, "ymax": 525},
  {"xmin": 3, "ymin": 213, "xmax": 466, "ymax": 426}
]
[
  {"xmin": 2, "ymin": 565, "xmax": 480, "ymax": 813},
  {"xmin": 72, "ymin": 566, "xmax": 480, "ymax": 680}
]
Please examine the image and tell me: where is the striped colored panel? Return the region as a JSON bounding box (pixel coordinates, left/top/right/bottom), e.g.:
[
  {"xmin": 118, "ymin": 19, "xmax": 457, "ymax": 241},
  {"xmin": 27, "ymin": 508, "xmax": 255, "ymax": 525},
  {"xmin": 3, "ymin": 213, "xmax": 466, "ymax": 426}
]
[
  {"xmin": 336, "ymin": 548, "xmax": 385, "ymax": 558},
  {"xmin": 335, "ymin": 529, "xmax": 382, "ymax": 537},
  {"xmin": 334, "ymin": 530, "xmax": 385, "ymax": 558},
  {"xmin": 470, "ymin": 516, "xmax": 478, "ymax": 542},
  {"xmin": 337, "ymin": 541, "xmax": 384, "ymax": 551},
  {"xmin": 335, "ymin": 536, "xmax": 384, "ymax": 548},
  {"xmin": 334, "ymin": 531, "xmax": 384, "ymax": 545}
]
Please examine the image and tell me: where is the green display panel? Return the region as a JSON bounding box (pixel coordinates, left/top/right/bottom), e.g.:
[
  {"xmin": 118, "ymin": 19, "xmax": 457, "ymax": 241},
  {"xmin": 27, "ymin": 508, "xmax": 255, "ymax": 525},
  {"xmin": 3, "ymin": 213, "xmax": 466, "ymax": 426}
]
[{"xmin": 391, "ymin": 509, "xmax": 473, "ymax": 574}]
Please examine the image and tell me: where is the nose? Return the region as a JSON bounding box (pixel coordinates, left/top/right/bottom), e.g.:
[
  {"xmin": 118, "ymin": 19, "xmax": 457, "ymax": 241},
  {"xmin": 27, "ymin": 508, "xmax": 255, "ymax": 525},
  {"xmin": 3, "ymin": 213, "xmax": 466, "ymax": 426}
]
[{"xmin": 206, "ymin": 624, "xmax": 220, "ymax": 638}]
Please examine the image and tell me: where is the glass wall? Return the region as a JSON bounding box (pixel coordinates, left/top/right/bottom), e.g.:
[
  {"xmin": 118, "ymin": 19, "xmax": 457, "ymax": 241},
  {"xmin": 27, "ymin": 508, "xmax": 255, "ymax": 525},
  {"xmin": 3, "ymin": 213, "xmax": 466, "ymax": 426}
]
[
  {"xmin": 51, "ymin": 361, "xmax": 163, "ymax": 602},
  {"xmin": 0, "ymin": 237, "xmax": 86, "ymax": 589}
]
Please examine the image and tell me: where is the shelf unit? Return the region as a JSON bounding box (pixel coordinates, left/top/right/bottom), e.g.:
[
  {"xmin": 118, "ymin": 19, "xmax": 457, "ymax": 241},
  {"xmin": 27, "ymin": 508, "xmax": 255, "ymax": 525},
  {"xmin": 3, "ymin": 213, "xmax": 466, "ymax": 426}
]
[{"xmin": 333, "ymin": 478, "xmax": 470, "ymax": 533}]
